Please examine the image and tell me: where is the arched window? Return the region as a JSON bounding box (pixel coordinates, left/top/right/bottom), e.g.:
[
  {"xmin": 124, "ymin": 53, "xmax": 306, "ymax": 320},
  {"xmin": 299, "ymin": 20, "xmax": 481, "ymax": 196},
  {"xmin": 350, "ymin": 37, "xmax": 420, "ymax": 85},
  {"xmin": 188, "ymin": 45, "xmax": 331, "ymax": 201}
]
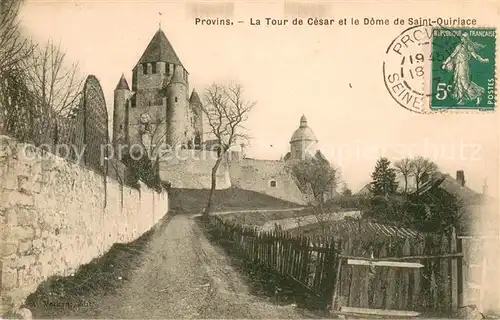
[
  {"xmin": 269, "ymin": 179, "xmax": 277, "ymax": 188},
  {"xmin": 175, "ymin": 97, "xmax": 178, "ymax": 102}
]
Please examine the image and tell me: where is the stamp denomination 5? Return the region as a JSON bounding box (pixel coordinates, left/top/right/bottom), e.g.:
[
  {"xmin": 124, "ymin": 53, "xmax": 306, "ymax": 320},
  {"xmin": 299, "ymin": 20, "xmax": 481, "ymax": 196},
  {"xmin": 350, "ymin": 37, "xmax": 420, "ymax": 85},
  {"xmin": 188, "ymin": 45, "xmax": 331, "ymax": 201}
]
[{"xmin": 384, "ymin": 25, "xmax": 496, "ymax": 113}]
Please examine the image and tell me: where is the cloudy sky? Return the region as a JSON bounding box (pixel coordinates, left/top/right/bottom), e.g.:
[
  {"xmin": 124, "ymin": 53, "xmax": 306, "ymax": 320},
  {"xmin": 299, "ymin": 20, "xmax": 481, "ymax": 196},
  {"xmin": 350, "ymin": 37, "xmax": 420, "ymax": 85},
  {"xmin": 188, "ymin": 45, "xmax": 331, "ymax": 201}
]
[{"xmin": 18, "ymin": 0, "xmax": 499, "ymax": 194}]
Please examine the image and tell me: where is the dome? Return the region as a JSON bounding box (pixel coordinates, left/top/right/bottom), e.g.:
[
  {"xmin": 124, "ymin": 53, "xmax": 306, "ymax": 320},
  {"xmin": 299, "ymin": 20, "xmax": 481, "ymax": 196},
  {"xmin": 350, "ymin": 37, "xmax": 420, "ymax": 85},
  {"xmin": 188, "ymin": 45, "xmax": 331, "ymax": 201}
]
[{"xmin": 290, "ymin": 115, "xmax": 318, "ymax": 143}]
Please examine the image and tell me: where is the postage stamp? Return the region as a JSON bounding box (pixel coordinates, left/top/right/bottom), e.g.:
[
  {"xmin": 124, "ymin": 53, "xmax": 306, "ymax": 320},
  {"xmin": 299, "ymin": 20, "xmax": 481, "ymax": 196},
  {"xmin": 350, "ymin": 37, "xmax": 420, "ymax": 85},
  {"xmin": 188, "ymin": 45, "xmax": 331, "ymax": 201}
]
[
  {"xmin": 383, "ymin": 25, "xmax": 496, "ymax": 113},
  {"xmin": 430, "ymin": 28, "xmax": 496, "ymax": 110}
]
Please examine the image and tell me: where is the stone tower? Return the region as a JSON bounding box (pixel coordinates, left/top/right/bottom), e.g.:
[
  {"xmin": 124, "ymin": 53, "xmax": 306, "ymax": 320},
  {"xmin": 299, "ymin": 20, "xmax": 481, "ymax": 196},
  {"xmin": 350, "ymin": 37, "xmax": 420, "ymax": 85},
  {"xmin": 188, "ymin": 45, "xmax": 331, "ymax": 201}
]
[
  {"xmin": 289, "ymin": 115, "xmax": 318, "ymax": 160},
  {"xmin": 112, "ymin": 28, "xmax": 203, "ymax": 150},
  {"xmin": 113, "ymin": 74, "xmax": 130, "ymax": 145},
  {"xmin": 166, "ymin": 64, "xmax": 188, "ymax": 147}
]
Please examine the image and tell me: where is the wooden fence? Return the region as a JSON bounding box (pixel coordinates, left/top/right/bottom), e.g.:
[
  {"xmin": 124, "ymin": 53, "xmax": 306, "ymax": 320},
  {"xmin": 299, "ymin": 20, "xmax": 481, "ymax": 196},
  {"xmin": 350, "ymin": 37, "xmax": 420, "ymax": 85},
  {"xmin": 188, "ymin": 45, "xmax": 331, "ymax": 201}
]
[
  {"xmin": 210, "ymin": 215, "xmax": 463, "ymax": 315},
  {"xmin": 209, "ymin": 215, "xmax": 341, "ymax": 304},
  {"xmin": 334, "ymin": 229, "xmax": 462, "ymax": 315}
]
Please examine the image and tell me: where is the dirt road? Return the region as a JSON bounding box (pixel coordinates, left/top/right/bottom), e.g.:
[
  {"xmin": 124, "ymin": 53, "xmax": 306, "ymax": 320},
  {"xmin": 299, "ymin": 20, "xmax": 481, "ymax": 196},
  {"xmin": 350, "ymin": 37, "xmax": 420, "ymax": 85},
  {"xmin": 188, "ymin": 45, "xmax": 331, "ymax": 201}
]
[{"xmin": 91, "ymin": 214, "xmax": 305, "ymax": 319}]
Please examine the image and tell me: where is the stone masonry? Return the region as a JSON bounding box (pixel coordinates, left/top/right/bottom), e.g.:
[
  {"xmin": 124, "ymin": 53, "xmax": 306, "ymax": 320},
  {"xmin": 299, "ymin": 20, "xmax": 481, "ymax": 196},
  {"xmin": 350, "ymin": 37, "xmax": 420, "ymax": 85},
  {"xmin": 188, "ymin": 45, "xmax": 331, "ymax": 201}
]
[{"xmin": 0, "ymin": 135, "xmax": 169, "ymax": 314}]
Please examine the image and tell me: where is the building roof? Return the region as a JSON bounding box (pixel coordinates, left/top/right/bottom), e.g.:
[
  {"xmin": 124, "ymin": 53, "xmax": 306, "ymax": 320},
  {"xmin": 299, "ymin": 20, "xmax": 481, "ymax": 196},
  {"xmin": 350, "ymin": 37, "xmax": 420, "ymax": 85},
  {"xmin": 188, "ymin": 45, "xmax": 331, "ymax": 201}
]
[
  {"xmin": 189, "ymin": 88, "xmax": 202, "ymax": 105},
  {"xmin": 354, "ymin": 183, "xmax": 372, "ymax": 196},
  {"xmin": 115, "ymin": 74, "xmax": 130, "ymax": 90},
  {"xmin": 290, "ymin": 115, "xmax": 318, "ymax": 143},
  {"xmin": 411, "ymin": 172, "xmax": 484, "ymax": 205},
  {"xmin": 136, "ymin": 29, "xmax": 185, "ymax": 68}
]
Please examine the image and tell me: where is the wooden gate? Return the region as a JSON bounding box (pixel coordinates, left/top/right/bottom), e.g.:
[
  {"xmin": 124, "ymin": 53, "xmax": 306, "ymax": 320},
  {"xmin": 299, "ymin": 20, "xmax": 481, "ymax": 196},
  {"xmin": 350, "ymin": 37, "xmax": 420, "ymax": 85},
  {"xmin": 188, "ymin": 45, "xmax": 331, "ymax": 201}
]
[{"xmin": 331, "ymin": 231, "xmax": 463, "ymax": 317}]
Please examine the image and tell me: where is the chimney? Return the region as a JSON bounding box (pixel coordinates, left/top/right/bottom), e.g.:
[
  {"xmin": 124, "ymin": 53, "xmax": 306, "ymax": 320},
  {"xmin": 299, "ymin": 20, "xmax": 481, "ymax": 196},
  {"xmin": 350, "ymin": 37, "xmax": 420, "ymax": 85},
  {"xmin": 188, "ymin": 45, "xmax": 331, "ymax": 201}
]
[{"xmin": 456, "ymin": 170, "xmax": 465, "ymax": 187}]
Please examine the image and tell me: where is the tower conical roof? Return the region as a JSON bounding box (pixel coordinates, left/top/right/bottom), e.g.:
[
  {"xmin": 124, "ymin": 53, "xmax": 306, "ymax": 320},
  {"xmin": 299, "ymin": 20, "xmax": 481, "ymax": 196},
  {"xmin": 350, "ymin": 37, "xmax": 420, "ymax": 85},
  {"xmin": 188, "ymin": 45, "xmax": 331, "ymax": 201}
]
[
  {"xmin": 136, "ymin": 29, "xmax": 185, "ymax": 68},
  {"xmin": 189, "ymin": 88, "xmax": 202, "ymax": 105},
  {"xmin": 115, "ymin": 74, "xmax": 129, "ymax": 90}
]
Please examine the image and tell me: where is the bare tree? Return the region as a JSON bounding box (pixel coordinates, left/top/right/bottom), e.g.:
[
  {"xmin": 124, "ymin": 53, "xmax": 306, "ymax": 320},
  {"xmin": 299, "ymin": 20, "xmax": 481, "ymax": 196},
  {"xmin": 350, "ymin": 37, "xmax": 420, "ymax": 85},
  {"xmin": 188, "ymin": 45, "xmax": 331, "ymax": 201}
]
[
  {"xmin": 394, "ymin": 157, "xmax": 414, "ymax": 194},
  {"xmin": 0, "ymin": 0, "xmax": 33, "ymax": 73},
  {"xmin": 0, "ymin": 0, "xmax": 37, "ymax": 138},
  {"xmin": 23, "ymin": 40, "xmax": 84, "ymax": 117},
  {"xmin": 411, "ymin": 156, "xmax": 438, "ymax": 191},
  {"xmin": 201, "ymin": 82, "xmax": 256, "ymax": 218}
]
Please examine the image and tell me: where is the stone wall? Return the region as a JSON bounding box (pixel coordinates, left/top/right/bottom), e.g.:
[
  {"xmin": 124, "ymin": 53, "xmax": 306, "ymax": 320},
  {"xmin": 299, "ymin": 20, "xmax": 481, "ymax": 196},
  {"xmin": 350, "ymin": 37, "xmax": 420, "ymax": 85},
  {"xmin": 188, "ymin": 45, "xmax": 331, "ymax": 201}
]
[
  {"xmin": 228, "ymin": 158, "xmax": 308, "ymax": 205},
  {"xmin": 159, "ymin": 149, "xmax": 231, "ymax": 189},
  {"xmin": 158, "ymin": 151, "xmax": 308, "ymax": 205},
  {"xmin": 0, "ymin": 135, "xmax": 169, "ymax": 314}
]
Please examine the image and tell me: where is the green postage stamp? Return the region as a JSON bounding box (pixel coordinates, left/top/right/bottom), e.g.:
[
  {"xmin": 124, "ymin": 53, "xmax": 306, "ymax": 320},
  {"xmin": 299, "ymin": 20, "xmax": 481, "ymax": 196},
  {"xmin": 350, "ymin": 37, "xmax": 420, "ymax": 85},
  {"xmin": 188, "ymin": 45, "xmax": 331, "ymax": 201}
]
[{"xmin": 431, "ymin": 28, "xmax": 496, "ymax": 110}]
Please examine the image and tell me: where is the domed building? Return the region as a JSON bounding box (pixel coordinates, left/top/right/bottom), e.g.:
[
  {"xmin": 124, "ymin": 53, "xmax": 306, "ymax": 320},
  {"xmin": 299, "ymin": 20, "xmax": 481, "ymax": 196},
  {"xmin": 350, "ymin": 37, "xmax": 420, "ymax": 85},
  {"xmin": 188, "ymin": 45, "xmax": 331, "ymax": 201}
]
[{"xmin": 284, "ymin": 115, "xmax": 319, "ymax": 161}]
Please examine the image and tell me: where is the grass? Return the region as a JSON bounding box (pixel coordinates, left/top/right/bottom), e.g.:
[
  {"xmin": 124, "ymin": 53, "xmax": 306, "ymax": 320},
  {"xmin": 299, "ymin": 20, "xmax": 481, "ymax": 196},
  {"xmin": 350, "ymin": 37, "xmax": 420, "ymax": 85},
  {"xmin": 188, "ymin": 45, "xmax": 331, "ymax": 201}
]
[
  {"xmin": 168, "ymin": 187, "xmax": 303, "ymax": 213},
  {"xmin": 21, "ymin": 213, "xmax": 173, "ymax": 319}
]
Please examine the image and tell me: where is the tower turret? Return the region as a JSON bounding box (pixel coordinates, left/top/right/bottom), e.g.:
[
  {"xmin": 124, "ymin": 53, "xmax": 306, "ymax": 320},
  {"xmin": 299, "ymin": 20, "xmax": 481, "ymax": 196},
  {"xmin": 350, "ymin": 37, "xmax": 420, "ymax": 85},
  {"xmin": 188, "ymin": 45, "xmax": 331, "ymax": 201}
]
[
  {"xmin": 113, "ymin": 74, "xmax": 130, "ymax": 145},
  {"xmin": 166, "ymin": 64, "xmax": 188, "ymax": 147},
  {"xmin": 189, "ymin": 88, "xmax": 203, "ymax": 148}
]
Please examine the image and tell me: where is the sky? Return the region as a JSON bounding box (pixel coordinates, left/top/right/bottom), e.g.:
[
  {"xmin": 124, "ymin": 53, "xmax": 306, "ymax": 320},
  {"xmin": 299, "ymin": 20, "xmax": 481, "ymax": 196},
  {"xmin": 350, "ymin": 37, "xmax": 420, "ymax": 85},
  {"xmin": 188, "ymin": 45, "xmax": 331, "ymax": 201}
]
[{"xmin": 18, "ymin": 0, "xmax": 499, "ymax": 194}]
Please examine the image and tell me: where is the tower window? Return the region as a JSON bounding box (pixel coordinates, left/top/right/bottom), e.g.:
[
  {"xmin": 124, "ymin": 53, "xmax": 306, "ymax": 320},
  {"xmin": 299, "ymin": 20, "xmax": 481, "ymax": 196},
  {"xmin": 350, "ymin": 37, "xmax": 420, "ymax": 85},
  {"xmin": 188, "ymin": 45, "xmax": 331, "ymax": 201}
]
[
  {"xmin": 119, "ymin": 124, "xmax": 123, "ymax": 130},
  {"xmin": 175, "ymin": 97, "xmax": 178, "ymax": 102},
  {"xmin": 270, "ymin": 179, "xmax": 277, "ymax": 188},
  {"xmin": 143, "ymin": 63, "xmax": 148, "ymax": 75},
  {"xmin": 152, "ymin": 63, "xmax": 157, "ymax": 74}
]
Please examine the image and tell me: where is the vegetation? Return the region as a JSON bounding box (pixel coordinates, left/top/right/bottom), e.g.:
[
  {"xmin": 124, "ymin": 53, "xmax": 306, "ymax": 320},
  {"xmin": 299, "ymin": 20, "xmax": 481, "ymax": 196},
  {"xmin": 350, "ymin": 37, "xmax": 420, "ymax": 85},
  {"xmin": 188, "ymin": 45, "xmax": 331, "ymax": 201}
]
[
  {"xmin": 201, "ymin": 82, "xmax": 256, "ymax": 217},
  {"xmin": 369, "ymin": 157, "xmax": 398, "ymax": 196},
  {"xmin": 0, "ymin": 1, "xmax": 84, "ymax": 146},
  {"xmin": 168, "ymin": 187, "xmax": 301, "ymax": 213},
  {"xmin": 340, "ymin": 183, "xmax": 352, "ymax": 196},
  {"xmin": 291, "ymin": 151, "xmax": 340, "ymax": 210},
  {"xmin": 363, "ymin": 156, "xmax": 463, "ymax": 234}
]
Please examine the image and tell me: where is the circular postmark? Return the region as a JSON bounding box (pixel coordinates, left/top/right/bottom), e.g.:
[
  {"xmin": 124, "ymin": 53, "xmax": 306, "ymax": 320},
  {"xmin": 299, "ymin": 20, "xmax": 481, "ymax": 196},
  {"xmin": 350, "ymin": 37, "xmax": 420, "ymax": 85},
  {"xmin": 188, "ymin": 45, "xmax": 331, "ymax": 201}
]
[{"xmin": 383, "ymin": 25, "xmax": 458, "ymax": 114}]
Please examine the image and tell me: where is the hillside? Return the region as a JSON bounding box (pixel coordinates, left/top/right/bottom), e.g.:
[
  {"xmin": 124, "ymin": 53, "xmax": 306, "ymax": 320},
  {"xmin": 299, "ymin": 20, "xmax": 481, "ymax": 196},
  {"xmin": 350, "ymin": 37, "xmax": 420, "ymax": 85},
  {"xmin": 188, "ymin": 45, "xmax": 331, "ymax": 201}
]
[{"xmin": 168, "ymin": 187, "xmax": 304, "ymax": 213}]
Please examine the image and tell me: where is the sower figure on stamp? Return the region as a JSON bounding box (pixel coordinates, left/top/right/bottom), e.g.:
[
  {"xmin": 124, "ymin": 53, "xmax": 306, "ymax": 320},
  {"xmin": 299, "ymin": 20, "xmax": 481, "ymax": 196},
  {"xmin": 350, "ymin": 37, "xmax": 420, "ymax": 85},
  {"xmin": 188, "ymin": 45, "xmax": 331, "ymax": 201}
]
[{"xmin": 441, "ymin": 33, "xmax": 490, "ymax": 105}]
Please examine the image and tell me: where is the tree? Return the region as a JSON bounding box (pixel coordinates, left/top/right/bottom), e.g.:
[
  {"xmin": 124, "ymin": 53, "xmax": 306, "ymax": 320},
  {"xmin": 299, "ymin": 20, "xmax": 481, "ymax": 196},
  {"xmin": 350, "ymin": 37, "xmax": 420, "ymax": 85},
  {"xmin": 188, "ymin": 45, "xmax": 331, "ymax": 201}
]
[
  {"xmin": 340, "ymin": 183, "xmax": 352, "ymax": 196},
  {"xmin": 394, "ymin": 158, "xmax": 414, "ymax": 194},
  {"xmin": 23, "ymin": 40, "xmax": 84, "ymax": 117},
  {"xmin": 201, "ymin": 82, "xmax": 255, "ymax": 218},
  {"xmin": 407, "ymin": 186, "xmax": 465, "ymax": 233},
  {"xmin": 411, "ymin": 156, "xmax": 438, "ymax": 191},
  {"xmin": 0, "ymin": 0, "xmax": 33, "ymax": 73},
  {"xmin": 370, "ymin": 157, "xmax": 397, "ymax": 196},
  {"xmin": 0, "ymin": 0, "xmax": 37, "ymax": 139},
  {"xmin": 291, "ymin": 153, "xmax": 340, "ymax": 211}
]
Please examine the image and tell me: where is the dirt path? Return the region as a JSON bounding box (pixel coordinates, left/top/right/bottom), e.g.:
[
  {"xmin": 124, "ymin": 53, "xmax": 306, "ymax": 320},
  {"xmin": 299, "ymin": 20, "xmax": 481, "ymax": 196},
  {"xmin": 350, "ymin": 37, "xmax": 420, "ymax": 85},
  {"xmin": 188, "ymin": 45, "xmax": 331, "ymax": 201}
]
[{"xmin": 92, "ymin": 214, "xmax": 304, "ymax": 319}]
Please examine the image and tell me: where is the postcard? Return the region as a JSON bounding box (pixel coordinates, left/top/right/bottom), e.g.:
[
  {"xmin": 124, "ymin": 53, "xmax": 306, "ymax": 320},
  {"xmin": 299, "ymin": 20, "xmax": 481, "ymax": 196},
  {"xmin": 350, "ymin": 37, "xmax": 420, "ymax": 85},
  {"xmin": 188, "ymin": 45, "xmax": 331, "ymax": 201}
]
[{"xmin": 0, "ymin": 0, "xmax": 499, "ymax": 319}]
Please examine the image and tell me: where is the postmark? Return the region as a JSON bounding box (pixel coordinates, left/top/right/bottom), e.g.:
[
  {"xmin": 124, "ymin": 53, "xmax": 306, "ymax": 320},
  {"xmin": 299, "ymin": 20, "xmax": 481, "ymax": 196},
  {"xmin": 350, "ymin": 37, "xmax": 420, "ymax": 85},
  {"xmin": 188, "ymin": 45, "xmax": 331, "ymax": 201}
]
[
  {"xmin": 383, "ymin": 25, "xmax": 497, "ymax": 113},
  {"xmin": 431, "ymin": 28, "xmax": 496, "ymax": 110},
  {"xmin": 383, "ymin": 25, "xmax": 434, "ymax": 114}
]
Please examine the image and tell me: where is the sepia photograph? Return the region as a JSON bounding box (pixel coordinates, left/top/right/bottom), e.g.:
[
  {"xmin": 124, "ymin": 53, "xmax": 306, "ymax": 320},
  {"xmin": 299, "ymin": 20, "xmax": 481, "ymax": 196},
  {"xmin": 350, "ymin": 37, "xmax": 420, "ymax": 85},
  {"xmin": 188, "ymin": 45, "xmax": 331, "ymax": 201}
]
[{"xmin": 0, "ymin": 0, "xmax": 499, "ymax": 319}]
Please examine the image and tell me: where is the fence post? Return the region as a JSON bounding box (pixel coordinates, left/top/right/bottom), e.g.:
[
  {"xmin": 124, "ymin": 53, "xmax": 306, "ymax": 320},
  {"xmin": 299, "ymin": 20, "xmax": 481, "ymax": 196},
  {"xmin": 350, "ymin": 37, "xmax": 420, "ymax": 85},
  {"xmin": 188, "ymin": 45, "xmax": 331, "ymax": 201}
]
[
  {"xmin": 331, "ymin": 255, "xmax": 343, "ymax": 311},
  {"xmin": 450, "ymin": 227, "xmax": 458, "ymax": 311},
  {"xmin": 457, "ymin": 236, "xmax": 466, "ymax": 307}
]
